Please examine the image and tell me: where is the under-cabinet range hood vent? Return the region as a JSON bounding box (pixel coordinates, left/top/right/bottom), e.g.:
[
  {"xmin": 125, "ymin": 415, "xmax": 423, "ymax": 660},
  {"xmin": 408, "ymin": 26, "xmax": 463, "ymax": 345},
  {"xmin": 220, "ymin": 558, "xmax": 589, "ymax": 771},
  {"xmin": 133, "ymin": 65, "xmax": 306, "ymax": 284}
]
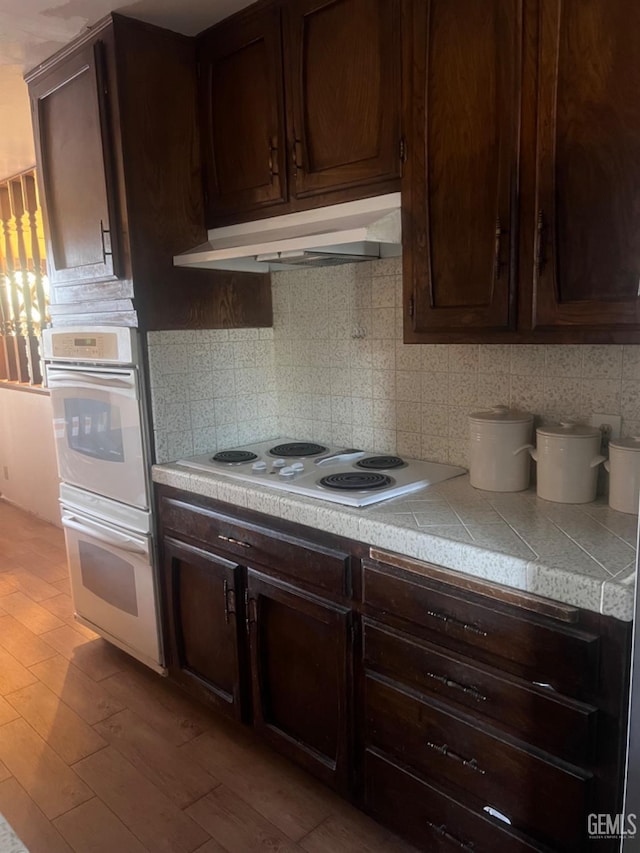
[{"xmin": 173, "ymin": 193, "xmax": 402, "ymax": 272}]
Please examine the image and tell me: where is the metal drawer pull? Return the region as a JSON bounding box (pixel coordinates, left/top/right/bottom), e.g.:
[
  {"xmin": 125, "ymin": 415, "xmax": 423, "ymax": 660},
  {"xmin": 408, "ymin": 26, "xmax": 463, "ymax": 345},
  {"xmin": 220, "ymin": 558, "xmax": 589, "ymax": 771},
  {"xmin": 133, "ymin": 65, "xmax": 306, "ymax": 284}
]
[
  {"xmin": 426, "ymin": 741, "xmax": 486, "ymax": 775},
  {"xmin": 217, "ymin": 534, "xmax": 251, "ymax": 549},
  {"xmin": 426, "ymin": 609, "xmax": 488, "ymax": 637},
  {"xmin": 483, "ymin": 805, "xmax": 512, "ymax": 825},
  {"xmin": 427, "ymin": 821, "xmax": 475, "ymax": 851},
  {"xmin": 426, "ymin": 671, "xmax": 487, "ymax": 703}
]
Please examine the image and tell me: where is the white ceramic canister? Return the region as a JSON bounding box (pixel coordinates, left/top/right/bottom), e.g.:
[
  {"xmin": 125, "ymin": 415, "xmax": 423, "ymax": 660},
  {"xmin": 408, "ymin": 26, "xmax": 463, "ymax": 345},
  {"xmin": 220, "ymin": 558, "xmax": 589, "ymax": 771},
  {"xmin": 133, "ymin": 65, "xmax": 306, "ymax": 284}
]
[
  {"xmin": 530, "ymin": 422, "xmax": 605, "ymax": 504},
  {"xmin": 468, "ymin": 405, "xmax": 534, "ymax": 492},
  {"xmin": 605, "ymin": 437, "xmax": 640, "ymax": 514}
]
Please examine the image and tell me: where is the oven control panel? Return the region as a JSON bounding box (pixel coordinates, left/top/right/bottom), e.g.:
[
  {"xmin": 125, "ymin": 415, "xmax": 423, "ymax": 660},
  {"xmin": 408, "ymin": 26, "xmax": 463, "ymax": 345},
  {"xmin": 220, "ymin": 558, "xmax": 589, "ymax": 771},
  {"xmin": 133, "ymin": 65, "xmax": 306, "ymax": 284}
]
[{"xmin": 42, "ymin": 327, "xmax": 136, "ymax": 364}]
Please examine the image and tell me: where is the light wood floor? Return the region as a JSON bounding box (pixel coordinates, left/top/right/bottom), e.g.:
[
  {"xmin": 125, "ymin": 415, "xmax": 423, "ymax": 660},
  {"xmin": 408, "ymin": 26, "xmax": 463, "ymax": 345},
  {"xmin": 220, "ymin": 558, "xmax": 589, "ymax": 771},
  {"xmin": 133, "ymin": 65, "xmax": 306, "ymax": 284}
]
[{"xmin": 0, "ymin": 499, "xmax": 416, "ymax": 853}]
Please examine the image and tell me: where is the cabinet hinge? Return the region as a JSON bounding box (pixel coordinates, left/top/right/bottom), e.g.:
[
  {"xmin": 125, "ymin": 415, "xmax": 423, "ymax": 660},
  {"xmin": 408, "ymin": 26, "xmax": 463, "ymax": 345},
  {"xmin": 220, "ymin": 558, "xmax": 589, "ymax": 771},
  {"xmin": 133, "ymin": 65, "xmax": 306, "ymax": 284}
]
[{"xmin": 408, "ymin": 295, "xmax": 415, "ymax": 318}]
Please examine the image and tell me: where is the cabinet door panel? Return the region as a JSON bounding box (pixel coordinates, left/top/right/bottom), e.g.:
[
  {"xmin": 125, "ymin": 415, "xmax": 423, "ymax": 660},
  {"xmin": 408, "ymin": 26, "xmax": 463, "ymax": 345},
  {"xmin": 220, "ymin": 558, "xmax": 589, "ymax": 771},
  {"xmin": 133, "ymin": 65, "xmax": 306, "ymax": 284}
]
[
  {"xmin": 404, "ymin": 0, "xmax": 522, "ymax": 337},
  {"xmin": 285, "ymin": 0, "xmax": 401, "ymax": 197},
  {"xmin": 247, "ymin": 569, "xmax": 351, "ymax": 792},
  {"xmin": 162, "ymin": 538, "xmax": 244, "ymax": 720},
  {"xmin": 30, "ymin": 42, "xmax": 121, "ymax": 286},
  {"xmin": 199, "ymin": 6, "xmax": 287, "ymax": 222},
  {"xmin": 533, "ymin": 0, "xmax": 640, "ymax": 331}
]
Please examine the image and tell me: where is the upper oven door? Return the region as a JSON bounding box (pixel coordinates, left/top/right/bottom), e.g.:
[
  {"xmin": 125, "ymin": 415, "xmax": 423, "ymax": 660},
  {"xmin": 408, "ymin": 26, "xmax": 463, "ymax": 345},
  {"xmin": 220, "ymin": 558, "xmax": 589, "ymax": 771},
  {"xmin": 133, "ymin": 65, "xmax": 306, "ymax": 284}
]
[{"xmin": 47, "ymin": 364, "xmax": 148, "ymax": 509}]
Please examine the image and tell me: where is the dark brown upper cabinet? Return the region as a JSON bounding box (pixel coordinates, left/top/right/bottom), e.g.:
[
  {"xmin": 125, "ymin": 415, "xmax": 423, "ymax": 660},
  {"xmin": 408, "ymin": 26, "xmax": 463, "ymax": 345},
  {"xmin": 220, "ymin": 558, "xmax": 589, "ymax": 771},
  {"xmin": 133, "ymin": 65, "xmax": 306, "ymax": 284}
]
[
  {"xmin": 403, "ymin": 0, "xmax": 640, "ymax": 344},
  {"xmin": 403, "ymin": 0, "xmax": 522, "ymax": 342},
  {"xmin": 30, "ymin": 42, "xmax": 121, "ymax": 287},
  {"xmin": 198, "ymin": 5, "xmax": 288, "ymax": 221},
  {"xmin": 283, "ymin": 0, "xmax": 401, "ymax": 200},
  {"xmin": 198, "ymin": 0, "xmax": 402, "ymax": 226},
  {"xmin": 531, "ymin": 0, "xmax": 640, "ymax": 337},
  {"xmin": 27, "ymin": 14, "xmax": 272, "ymax": 331}
]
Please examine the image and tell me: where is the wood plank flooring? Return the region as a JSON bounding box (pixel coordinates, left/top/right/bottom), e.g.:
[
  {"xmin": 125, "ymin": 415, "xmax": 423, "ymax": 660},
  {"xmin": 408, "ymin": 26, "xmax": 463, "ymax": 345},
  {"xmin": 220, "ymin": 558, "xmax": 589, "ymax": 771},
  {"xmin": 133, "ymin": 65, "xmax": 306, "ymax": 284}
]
[{"xmin": 0, "ymin": 500, "xmax": 415, "ymax": 853}]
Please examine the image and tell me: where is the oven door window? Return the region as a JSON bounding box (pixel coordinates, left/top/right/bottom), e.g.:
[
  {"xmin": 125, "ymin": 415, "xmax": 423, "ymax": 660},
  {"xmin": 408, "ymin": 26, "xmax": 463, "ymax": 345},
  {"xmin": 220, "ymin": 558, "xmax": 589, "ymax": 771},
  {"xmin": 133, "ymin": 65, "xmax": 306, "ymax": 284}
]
[
  {"xmin": 78, "ymin": 540, "xmax": 138, "ymax": 616},
  {"xmin": 64, "ymin": 398, "xmax": 125, "ymax": 463}
]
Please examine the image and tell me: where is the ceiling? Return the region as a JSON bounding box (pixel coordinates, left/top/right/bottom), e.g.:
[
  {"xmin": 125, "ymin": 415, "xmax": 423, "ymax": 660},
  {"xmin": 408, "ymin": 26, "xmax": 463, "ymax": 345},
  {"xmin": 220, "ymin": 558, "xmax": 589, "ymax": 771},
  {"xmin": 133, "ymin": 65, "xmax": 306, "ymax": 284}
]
[{"xmin": 0, "ymin": 0, "xmax": 252, "ymax": 180}]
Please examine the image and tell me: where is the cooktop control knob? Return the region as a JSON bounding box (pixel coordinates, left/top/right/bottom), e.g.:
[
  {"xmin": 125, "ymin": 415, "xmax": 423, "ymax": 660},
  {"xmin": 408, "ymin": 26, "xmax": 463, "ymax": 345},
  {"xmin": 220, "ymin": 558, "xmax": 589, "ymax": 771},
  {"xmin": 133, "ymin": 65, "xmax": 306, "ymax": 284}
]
[
  {"xmin": 272, "ymin": 458, "xmax": 286, "ymax": 468},
  {"xmin": 252, "ymin": 461, "xmax": 267, "ymax": 471},
  {"xmin": 279, "ymin": 466, "xmax": 296, "ymax": 477},
  {"xmin": 290, "ymin": 462, "xmax": 304, "ymax": 471}
]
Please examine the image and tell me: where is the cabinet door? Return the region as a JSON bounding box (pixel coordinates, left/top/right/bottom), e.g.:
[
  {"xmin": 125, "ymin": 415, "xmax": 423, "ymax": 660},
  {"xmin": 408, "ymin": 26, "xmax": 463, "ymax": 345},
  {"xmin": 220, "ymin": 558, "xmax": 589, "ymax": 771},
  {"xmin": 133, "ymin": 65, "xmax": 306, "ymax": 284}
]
[
  {"xmin": 162, "ymin": 538, "xmax": 245, "ymax": 720},
  {"xmin": 284, "ymin": 0, "xmax": 401, "ymax": 199},
  {"xmin": 198, "ymin": 5, "xmax": 287, "ymax": 223},
  {"xmin": 246, "ymin": 569, "xmax": 352, "ymax": 792},
  {"xmin": 532, "ymin": 0, "xmax": 640, "ymax": 336},
  {"xmin": 30, "ymin": 41, "xmax": 121, "ymax": 286},
  {"xmin": 403, "ymin": 0, "xmax": 522, "ymax": 340}
]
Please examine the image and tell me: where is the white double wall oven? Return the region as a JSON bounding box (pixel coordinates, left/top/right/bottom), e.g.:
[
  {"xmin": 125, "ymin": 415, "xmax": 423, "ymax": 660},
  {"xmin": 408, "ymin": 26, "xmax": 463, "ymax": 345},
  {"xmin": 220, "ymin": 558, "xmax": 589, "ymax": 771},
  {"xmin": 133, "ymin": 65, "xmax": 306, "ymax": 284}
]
[{"xmin": 43, "ymin": 327, "xmax": 163, "ymax": 673}]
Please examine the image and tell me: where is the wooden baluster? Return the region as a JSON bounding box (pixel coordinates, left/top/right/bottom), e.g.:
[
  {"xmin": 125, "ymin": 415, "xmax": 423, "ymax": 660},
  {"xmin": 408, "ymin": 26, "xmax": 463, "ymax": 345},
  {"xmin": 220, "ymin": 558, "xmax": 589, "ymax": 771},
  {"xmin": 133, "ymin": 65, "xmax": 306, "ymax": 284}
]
[
  {"xmin": 9, "ymin": 178, "xmax": 41, "ymax": 384},
  {"xmin": 0, "ymin": 185, "xmax": 29, "ymax": 382},
  {"xmin": 22, "ymin": 173, "xmax": 48, "ymax": 328},
  {"xmin": 0, "ymin": 252, "xmax": 14, "ymax": 381}
]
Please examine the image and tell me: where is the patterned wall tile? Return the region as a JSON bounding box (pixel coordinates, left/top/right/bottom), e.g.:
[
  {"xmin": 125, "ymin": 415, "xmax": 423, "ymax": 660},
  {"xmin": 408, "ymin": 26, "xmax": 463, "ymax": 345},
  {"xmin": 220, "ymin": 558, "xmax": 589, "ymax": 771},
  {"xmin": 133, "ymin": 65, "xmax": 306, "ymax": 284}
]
[{"xmin": 148, "ymin": 258, "xmax": 640, "ymax": 468}]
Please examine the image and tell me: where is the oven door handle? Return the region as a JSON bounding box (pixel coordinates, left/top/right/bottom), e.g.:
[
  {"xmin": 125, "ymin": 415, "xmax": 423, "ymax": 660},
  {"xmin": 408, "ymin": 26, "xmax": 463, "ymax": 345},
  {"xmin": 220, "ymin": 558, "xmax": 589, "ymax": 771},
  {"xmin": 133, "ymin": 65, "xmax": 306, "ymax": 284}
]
[
  {"xmin": 61, "ymin": 512, "xmax": 148, "ymax": 556},
  {"xmin": 47, "ymin": 370, "xmax": 136, "ymax": 393}
]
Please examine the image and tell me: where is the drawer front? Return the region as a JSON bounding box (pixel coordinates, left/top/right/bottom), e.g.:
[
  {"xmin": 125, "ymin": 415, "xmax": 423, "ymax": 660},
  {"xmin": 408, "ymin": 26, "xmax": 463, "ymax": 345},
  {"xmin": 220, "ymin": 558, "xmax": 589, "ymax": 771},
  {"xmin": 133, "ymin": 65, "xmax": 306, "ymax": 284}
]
[
  {"xmin": 160, "ymin": 495, "xmax": 351, "ymax": 596},
  {"xmin": 363, "ymin": 562, "xmax": 599, "ymax": 694},
  {"xmin": 365, "ymin": 748, "xmax": 548, "ymax": 853},
  {"xmin": 365, "ymin": 675, "xmax": 590, "ymax": 851},
  {"xmin": 363, "ymin": 619, "xmax": 597, "ymax": 763}
]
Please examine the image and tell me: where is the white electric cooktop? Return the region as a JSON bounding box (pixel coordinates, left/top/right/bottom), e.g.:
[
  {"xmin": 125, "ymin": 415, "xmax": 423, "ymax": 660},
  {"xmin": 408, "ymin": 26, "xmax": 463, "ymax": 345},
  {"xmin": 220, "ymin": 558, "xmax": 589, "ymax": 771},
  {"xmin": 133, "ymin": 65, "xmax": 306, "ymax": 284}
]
[{"xmin": 176, "ymin": 438, "xmax": 466, "ymax": 507}]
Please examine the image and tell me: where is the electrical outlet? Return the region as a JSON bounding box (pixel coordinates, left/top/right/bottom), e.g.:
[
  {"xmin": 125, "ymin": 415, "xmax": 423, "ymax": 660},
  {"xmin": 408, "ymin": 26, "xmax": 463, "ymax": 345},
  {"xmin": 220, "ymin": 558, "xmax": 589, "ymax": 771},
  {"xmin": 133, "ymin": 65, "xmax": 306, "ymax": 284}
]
[{"xmin": 590, "ymin": 413, "xmax": 622, "ymax": 445}]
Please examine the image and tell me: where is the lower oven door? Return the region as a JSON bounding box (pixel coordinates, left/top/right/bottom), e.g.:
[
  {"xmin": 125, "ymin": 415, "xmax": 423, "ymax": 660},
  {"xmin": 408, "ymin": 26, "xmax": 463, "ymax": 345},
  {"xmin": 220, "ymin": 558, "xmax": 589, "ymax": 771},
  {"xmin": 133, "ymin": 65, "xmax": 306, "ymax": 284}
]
[
  {"xmin": 48, "ymin": 365, "xmax": 148, "ymax": 509},
  {"xmin": 61, "ymin": 506, "xmax": 162, "ymax": 670}
]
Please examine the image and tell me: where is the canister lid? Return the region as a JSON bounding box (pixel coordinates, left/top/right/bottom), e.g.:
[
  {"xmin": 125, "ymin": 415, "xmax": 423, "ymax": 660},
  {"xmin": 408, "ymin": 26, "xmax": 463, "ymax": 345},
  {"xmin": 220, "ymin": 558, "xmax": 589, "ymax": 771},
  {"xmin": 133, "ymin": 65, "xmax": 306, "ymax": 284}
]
[
  {"xmin": 609, "ymin": 436, "xmax": 640, "ymax": 452},
  {"xmin": 469, "ymin": 404, "xmax": 533, "ymax": 424},
  {"xmin": 536, "ymin": 420, "xmax": 600, "ymax": 439}
]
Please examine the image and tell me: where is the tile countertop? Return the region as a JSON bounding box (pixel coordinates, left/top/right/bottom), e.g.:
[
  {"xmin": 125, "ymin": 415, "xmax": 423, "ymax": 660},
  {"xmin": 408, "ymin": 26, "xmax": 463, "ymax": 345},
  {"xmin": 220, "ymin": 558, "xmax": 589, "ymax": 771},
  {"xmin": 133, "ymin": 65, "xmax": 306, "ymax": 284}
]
[{"xmin": 152, "ymin": 464, "xmax": 638, "ymax": 622}]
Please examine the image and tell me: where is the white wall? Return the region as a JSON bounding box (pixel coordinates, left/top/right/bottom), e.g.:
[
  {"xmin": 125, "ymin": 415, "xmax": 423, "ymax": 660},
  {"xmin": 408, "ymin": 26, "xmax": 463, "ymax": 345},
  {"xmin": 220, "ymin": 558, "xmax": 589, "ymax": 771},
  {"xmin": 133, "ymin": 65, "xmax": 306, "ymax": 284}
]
[{"xmin": 0, "ymin": 387, "xmax": 60, "ymax": 525}]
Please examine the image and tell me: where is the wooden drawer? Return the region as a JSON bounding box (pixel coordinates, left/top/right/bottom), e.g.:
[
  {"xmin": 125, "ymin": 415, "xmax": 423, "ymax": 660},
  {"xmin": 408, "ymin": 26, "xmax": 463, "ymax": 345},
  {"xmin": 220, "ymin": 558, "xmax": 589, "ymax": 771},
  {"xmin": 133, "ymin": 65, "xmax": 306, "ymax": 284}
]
[
  {"xmin": 159, "ymin": 495, "xmax": 351, "ymax": 597},
  {"xmin": 362, "ymin": 561, "xmax": 599, "ymax": 695},
  {"xmin": 365, "ymin": 748, "xmax": 549, "ymax": 853},
  {"xmin": 362, "ymin": 619, "xmax": 597, "ymax": 763},
  {"xmin": 365, "ymin": 674, "xmax": 591, "ymax": 851}
]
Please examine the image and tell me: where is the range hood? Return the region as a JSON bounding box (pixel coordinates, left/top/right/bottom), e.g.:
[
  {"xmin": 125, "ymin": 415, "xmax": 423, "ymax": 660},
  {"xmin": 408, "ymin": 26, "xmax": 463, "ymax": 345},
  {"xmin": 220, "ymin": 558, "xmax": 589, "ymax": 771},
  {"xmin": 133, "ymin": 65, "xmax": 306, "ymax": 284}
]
[{"xmin": 174, "ymin": 192, "xmax": 402, "ymax": 272}]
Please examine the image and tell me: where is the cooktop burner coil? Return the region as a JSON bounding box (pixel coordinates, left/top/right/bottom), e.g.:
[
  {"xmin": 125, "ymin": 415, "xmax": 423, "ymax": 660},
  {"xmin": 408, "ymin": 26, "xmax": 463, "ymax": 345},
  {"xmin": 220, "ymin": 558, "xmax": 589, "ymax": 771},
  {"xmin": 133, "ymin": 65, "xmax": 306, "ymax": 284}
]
[
  {"xmin": 319, "ymin": 472, "xmax": 393, "ymax": 491},
  {"xmin": 356, "ymin": 456, "xmax": 405, "ymax": 470},
  {"xmin": 270, "ymin": 442, "xmax": 327, "ymax": 457},
  {"xmin": 212, "ymin": 450, "xmax": 259, "ymax": 464}
]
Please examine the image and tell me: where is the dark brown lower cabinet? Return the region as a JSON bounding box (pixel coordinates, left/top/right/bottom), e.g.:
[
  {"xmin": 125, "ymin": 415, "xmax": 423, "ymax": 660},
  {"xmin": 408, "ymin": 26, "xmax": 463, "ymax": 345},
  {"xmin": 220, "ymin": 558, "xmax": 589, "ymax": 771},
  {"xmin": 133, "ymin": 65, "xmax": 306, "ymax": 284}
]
[
  {"xmin": 162, "ymin": 537, "xmax": 245, "ymax": 720},
  {"xmin": 156, "ymin": 486, "xmax": 631, "ymax": 851},
  {"xmin": 246, "ymin": 568, "xmax": 352, "ymax": 793},
  {"xmin": 364, "ymin": 749, "xmax": 547, "ymax": 852}
]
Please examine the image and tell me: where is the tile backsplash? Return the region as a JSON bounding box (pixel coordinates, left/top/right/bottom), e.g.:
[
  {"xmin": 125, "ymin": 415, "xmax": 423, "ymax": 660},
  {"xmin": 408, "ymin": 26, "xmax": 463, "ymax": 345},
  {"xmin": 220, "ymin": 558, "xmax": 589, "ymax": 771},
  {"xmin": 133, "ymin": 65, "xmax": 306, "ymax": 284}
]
[
  {"xmin": 147, "ymin": 328, "xmax": 277, "ymax": 463},
  {"xmin": 148, "ymin": 256, "xmax": 640, "ymax": 467}
]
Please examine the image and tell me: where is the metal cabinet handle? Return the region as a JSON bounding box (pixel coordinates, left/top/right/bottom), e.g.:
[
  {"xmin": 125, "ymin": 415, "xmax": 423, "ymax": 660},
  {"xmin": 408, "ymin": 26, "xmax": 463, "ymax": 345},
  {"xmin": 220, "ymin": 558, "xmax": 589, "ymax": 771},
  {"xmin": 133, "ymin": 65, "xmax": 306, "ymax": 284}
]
[
  {"xmin": 426, "ymin": 821, "xmax": 476, "ymax": 851},
  {"xmin": 244, "ymin": 590, "xmax": 256, "ymax": 633},
  {"xmin": 217, "ymin": 534, "xmax": 251, "ymax": 549},
  {"xmin": 223, "ymin": 579, "xmax": 236, "ymax": 624},
  {"xmin": 536, "ymin": 209, "xmax": 546, "ymax": 275},
  {"xmin": 426, "ymin": 741, "xmax": 486, "ymax": 775},
  {"xmin": 292, "ymin": 138, "xmax": 303, "ymax": 170},
  {"xmin": 494, "ymin": 216, "xmax": 505, "ymax": 280},
  {"xmin": 426, "ymin": 671, "xmax": 487, "ymax": 703},
  {"xmin": 100, "ymin": 219, "xmax": 112, "ymax": 262},
  {"xmin": 426, "ymin": 609, "xmax": 487, "ymax": 637},
  {"xmin": 268, "ymin": 136, "xmax": 279, "ymax": 178}
]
